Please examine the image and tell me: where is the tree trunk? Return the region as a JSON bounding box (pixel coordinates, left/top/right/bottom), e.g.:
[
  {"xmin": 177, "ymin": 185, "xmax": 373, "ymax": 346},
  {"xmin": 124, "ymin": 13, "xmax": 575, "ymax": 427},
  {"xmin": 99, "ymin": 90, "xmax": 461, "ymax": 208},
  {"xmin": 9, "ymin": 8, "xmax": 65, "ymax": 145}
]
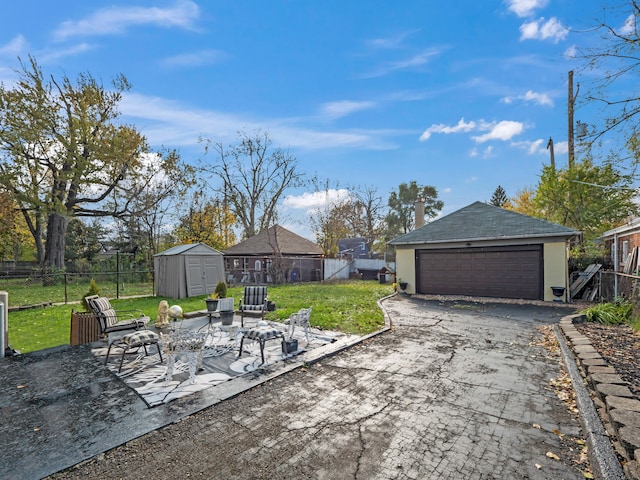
[{"xmin": 43, "ymin": 212, "xmax": 69, "ymax": 270}]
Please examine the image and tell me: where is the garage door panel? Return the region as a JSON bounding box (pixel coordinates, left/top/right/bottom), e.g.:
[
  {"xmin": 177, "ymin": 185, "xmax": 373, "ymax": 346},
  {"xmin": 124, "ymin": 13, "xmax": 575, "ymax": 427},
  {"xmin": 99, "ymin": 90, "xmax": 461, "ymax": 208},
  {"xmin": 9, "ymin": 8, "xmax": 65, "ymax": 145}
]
[{"xmin": 417, "ymin": 245, "xmax": 542, "ymax": 300}]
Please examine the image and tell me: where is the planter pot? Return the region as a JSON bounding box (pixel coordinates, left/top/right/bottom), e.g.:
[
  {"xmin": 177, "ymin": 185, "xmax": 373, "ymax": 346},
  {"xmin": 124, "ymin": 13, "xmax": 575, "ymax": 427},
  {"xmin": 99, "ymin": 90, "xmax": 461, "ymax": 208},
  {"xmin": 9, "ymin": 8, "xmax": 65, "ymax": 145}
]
[
  {"xmin": 398, "ymin": 282, "xmax": 408, "ymax": 292},
  {"xmin": 205, "ymin": 298, "xmax": 219, "ymax": 312},
  {"xmin": 220, "ymin": 311, "xmax": 234, "ymax": 325},
  {"xmin": 282, "ymin": 338, "xmax": 298, "ymax": 354}
]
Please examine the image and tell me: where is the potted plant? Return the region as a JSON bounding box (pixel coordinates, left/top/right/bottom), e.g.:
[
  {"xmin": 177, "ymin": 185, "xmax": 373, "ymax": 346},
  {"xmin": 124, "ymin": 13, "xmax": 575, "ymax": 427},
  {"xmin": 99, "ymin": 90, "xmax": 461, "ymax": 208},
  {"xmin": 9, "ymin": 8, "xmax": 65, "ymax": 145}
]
[
  {"xmin": 398, "ymin": 279, "xmax": 408, "ymax": 293},
  {"xmin": 205, "ymin": 281, "xmax": 227, "ymax": 312}
]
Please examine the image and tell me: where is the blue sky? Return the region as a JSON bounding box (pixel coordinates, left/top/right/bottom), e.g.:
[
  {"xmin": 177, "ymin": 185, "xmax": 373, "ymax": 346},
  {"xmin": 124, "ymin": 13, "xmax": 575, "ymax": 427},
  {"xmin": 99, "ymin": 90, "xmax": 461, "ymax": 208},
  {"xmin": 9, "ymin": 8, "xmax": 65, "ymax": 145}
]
[{"xmin": 0, "ymin": 1, "xmax": 629, "ymax": 240}]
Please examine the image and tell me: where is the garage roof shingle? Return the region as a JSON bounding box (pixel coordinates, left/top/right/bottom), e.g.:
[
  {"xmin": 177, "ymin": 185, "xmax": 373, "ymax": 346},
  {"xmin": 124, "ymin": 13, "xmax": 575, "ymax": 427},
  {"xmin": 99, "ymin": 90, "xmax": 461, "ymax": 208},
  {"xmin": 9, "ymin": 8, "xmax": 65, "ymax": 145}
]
[{"xmin": 389, "ymin": 201, "xmax": 579, "ymax": 245}]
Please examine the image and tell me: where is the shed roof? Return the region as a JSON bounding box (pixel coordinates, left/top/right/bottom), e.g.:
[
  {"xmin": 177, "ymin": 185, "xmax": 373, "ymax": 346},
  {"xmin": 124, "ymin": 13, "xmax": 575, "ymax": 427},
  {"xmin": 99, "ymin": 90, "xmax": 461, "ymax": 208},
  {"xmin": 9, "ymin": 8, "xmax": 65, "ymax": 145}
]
[
  {"xmin": 223, "ymin": 224, "xmax": 323, "ymax": 256},
  {"xmin": 389, "ymin": 201, "xmax": 579, "ymax": 246},
  {"xmin": 154, "ymin": 243, "xmax": 223, "ymax": 256}
]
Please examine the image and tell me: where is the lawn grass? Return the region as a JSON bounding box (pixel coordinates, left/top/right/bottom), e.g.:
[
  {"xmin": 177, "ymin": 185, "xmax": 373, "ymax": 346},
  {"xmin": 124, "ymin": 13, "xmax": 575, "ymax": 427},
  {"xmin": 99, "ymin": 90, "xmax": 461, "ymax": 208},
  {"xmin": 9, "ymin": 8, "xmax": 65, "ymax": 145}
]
[{"xmin": 7, "ymin": 280, "xmax": 394, "ymax": 353}]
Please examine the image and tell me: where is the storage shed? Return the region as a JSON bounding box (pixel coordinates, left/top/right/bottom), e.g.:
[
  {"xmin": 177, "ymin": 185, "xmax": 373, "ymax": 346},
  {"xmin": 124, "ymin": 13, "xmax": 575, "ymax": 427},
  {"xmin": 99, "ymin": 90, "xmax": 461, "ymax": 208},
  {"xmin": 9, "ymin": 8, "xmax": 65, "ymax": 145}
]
[
  {"xmin": 154, "ymin": 243, "xmax": 225, "ymax": 298},
  {"xmin": 389, "ymin": 202, "xmax": 580, "ymax": 301}
]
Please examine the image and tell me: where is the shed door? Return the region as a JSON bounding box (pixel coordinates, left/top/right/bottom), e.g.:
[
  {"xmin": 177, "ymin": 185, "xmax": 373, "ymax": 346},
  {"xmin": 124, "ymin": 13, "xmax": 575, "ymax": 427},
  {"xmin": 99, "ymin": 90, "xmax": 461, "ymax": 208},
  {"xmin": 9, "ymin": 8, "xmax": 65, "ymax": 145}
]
[
  {"xmin": 417, "ymin": 245, "xmax": 543, "ymax": 300},
  {"xmin": 185, "ymin": 256, "xmax": 206, "ymax": 296},
  {"xmin": 203, "ymin": 256, "xmax": 220, "ymax": 294}
]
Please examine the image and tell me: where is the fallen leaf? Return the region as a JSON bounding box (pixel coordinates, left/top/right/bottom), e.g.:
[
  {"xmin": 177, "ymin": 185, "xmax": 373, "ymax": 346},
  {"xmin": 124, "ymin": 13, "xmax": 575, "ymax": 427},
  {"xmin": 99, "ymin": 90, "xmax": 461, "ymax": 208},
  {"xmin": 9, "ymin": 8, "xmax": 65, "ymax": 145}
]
[
  {"xmin": 532, "ymin": 424, "xmax": 541, "ymax": 429},
  {"xmin": 582, "ymin": 472, "xmax": 594, "ymax": 479},
  {"xmin": 17, "ymin": 385, "xmax": 25, "ymax": 388},
  {"xmin": 535, "ymin": 463, "xmax": 542, "ymax": 469},
  {"xmin": 546, "ymin": 451, "xmax": 560, "ymax": 461}
]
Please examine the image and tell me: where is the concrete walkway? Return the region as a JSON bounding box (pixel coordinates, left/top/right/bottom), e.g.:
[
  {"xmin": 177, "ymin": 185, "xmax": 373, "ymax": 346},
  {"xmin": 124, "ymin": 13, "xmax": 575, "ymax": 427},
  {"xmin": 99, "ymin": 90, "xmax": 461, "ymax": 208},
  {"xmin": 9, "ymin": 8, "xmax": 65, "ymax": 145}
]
[{"xmin": 0, "ymin": 295, "xmax": 619, "ymax": 479}]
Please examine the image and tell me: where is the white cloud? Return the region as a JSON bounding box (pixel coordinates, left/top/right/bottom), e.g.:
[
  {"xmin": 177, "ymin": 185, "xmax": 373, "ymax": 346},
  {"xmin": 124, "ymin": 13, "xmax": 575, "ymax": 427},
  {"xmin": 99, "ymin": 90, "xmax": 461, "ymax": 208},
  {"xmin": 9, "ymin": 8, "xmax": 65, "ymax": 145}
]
[
  {"xmin": 511, "ymin": 138, "xmax": 546, "ymax": 155},
  {"xmin": 482, "ymin": 146, "xmax": 495, "ymax": 158},
  {"xmin": 506, "ymin": 0, "xmax": 548, "ymax": 18},
  {"xmin": 361, "ymin": 47, "xmax": 443, "ymax": 78},
  {"xmin": 564, "ymin": 44, "xmax": 578, "ymax": 58},
  {"xmin": 282, "ymin": 189, "xmax": 351, "ymax": 211},
  {"xmin": 39, "ymin": 43, "xmax": 95, "ymax": 63},
  {"xmin": 0, "ymin": 35, "xmax": 26, "ymax": 56},
  {"xmin": 120, "ymin": 92, "xmax": 398, "ymax": 152},
  {"xmin": 320, "ymin": 100, "xmax": 376, "ymax": 120},
  {"xmin": 366, "ymin": 30, "xmax": 418, "ymax": 49},
  {"xmin": 53, "ymin": 0, "xmax": 200, "ymax": 40},
  {"xmin": 162, "ymin": 50, "xmax": 226, "ymax": 68},
  {"xmin": 472, "ymin": 120, "xmax": 524, "ymax": 143},
  {"xmin": 421, "ymin": 118, "xmax": 524, "ymax": 143},
  {"xmin": 420, "ymin": 118, "xmax": 476, "ymax": 141},
  {"xmin": 520, "ymin": 17, "xmax": 568, "ymax": 43},
  {"xmin": 502, "ymin": 90, "xmax": 553, "ymax": 106},
  {"xmin": 619, "ymin": 14, "xmax": 636, "ymax": 36}
]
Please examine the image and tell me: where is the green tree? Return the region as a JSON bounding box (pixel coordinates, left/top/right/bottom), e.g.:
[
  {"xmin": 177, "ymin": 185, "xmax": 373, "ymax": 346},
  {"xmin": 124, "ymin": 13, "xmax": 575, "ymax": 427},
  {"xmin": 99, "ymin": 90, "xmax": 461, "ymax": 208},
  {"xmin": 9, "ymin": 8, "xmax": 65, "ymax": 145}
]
[
  {"xmin": 65, "ymin": 219, "xmax": 105, "ymax": 270},
  {"xmin": 386, "ymin": 181, "xmax": 443, "ymax": 236},
  {"xmin": 0, "ymin": 57, "xmax": 182, "ymax": 270},
  {"xmin": 174, "ymin": 192, "xmax": 237, "ymax": 250},
  {"xmin": 506, "ymin": 187, "xmax": 541, "ymax": 218},
  {"xmin": 535, "ymin": 156, "xmax": 638, "ymax": 241},
  {"xmin": 201, "ymin": 130, "xmax": 303, "ymax": 239},
  {"xmin": 489, "ymin": 185, "xmax": 510, "ymax": 208}
]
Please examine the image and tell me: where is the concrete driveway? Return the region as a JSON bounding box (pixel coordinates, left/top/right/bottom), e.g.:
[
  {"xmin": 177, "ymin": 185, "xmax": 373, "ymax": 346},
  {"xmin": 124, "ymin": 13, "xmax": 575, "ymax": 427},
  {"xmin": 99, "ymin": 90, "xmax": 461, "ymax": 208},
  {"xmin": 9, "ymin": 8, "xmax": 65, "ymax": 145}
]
[{"xmin": 49, "ymin": 295, "xmax": 587, "ymax": 479}]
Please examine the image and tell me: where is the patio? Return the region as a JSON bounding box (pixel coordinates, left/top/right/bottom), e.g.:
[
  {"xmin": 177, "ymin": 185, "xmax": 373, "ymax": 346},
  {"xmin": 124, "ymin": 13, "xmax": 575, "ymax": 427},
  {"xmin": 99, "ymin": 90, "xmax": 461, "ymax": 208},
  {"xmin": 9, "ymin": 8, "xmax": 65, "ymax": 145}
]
[{"xmin": 95, "ymin": 312, "xmax": 343, "ymax": 407}]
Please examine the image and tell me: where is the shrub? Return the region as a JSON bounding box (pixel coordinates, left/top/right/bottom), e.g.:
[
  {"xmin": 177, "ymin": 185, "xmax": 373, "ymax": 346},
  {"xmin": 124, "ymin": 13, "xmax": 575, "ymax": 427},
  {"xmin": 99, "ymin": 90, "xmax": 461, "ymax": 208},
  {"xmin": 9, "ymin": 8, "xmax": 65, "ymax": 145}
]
[
  {"xmin": 82, "ymin": 278, "xmax": 100, "ymax": 310},
  {"xmin": 581, "ymin": 298, "xmax": 633, "ymax": 325},
  {"xmin": 212, "ymin": 281, "xmax": 227, "ymax": 299}
]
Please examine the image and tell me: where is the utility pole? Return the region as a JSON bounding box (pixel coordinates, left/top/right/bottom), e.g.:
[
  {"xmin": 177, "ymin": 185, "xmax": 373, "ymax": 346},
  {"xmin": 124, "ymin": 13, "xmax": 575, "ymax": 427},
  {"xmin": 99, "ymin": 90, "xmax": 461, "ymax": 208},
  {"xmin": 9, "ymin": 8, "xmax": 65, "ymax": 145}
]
[
  {"xmin": 546, "ymin": 137, "xmax": 555, "ymax": 168},
  {"xmin": 568, "ymin": 70, "xmax": 579, "ymax": 169}
]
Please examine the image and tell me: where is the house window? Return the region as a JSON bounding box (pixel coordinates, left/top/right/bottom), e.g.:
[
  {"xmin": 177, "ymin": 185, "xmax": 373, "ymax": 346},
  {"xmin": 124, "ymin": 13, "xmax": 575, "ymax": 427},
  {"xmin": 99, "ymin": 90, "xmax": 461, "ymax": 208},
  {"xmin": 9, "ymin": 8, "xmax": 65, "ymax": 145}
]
[{"xmin": 622, "ymin": 240, "xmax": 629, "ymax": 265}]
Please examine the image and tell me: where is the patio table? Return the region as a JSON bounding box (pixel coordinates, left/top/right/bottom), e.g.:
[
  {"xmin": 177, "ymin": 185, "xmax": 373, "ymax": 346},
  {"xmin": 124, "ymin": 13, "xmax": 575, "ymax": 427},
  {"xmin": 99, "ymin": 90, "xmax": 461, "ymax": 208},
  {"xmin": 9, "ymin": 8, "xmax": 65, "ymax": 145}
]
[{"xmin": 161, "ymin": 330, "xmax": 207, "ymax": 384}]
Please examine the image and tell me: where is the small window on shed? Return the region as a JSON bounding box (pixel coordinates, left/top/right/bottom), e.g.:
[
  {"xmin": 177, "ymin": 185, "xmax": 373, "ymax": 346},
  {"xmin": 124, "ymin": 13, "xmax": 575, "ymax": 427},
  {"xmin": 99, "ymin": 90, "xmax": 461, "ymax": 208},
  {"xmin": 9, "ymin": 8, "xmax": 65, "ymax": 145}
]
[{"xmin": 622, "ymin": 240, "xmax": 629, "ymax": 264}]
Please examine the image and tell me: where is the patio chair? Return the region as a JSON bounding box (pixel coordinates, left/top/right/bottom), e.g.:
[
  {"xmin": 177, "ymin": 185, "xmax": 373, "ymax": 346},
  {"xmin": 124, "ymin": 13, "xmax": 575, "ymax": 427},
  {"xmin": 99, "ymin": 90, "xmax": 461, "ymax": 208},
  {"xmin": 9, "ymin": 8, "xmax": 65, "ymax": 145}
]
[
  {"xmin": 284, "ymin": 307, "xmax": 312, "ymax": 344},
  {"xmin": 85, "ymin": 295, "xmax": 150, "ymax": 335},
  {"xmin": 239, "ymin": 285, "xmax": 268, "ymax": 327}
]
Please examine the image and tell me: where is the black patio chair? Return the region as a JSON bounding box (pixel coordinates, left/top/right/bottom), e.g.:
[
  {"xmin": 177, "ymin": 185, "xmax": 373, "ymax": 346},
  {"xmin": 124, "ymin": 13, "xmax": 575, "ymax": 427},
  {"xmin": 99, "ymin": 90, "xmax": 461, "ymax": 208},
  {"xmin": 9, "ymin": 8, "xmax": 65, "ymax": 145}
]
[
  {"xmin": 239, "ymin": 285, "xmax": 268, "ymax": 327},
  {"xmin": 85, "ymin": 295, "xmax": 150, "ymax": 335}
]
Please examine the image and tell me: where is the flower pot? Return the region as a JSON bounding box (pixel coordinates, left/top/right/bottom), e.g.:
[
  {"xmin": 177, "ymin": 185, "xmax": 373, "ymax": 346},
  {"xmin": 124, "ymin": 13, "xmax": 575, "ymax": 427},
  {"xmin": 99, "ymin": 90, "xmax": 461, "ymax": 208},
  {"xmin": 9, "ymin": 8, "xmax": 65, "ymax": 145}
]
[
  {"xmin": 399, "ymin": 282, "xmax": 408, "ymax": 292},
  {"xmin": 220, "ymin": 311, "xmax": 234, "ymax": 325},
  {"xmin": 205, "ymin": 298, "xmax": 219, "ymax": 312}
]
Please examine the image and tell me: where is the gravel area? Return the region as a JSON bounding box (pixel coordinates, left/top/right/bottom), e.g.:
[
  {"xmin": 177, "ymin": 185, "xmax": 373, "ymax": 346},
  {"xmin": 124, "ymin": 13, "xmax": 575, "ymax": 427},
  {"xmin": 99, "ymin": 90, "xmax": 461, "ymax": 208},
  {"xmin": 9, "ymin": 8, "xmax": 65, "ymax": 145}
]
[{"xmin": 574, "ymin": 322, "xmax": 640, "ymax": 398}]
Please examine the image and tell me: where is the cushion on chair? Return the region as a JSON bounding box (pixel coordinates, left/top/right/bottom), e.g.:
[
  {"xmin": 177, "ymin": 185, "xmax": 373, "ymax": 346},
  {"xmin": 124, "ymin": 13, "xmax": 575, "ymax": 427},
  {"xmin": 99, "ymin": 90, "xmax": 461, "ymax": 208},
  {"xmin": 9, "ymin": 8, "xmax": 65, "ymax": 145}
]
[
  {"xmin": 242, "ymin": 286, "xmax": 266, "ymax": 306},
  {"xmin": 121, "ymin": 330, "xmax": 159, "ymax": 347},
  {"xmin": 242, "ymin": 305, "xmax": 264, "ymax": 312}
]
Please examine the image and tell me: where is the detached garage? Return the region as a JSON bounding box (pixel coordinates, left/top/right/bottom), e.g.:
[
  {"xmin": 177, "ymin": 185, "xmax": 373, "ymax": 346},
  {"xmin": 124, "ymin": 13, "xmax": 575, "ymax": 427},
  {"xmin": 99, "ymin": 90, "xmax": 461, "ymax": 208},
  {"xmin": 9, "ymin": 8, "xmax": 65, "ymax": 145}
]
[
  {"xmin": 154, "ymin": 243, "xmax": 225, "ymax": 298},
  {"xmin": 389, "ymin": 202, "xmax": 579, "ymax": 302}
]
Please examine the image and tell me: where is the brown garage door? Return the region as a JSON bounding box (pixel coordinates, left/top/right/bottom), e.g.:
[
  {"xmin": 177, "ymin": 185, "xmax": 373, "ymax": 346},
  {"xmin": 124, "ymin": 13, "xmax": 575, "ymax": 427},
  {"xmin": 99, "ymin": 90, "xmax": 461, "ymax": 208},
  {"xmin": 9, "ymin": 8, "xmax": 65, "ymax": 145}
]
[{"xmin": 417, "ymin": 245, "xmax": 543, "ymax": 300}]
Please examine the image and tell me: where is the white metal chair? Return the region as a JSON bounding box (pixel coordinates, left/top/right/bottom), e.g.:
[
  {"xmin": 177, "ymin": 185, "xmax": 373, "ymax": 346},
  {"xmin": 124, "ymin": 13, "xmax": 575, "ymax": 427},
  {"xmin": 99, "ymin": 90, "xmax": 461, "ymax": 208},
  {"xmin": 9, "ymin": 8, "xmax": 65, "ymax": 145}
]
[{"xmin": 285, "ymin": 307, "xmax": 312, "ymax": 344}]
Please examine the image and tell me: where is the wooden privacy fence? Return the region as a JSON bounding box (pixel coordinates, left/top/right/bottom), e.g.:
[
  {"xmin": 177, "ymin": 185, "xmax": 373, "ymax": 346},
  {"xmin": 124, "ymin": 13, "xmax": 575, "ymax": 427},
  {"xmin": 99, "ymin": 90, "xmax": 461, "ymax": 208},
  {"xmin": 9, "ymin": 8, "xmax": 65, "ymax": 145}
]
[{"xmin": 70, "ymin": 311, "xmax": 100, "ymax": 346}]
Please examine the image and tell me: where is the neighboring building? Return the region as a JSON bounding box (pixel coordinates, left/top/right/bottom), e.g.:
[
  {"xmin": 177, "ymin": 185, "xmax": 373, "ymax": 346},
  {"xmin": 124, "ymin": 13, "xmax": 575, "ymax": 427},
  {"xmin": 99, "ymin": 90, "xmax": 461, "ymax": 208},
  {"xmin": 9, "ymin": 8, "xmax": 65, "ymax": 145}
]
[
  {"xmin": 599, "ymin": 218, "xmax": 640, "ymax": 272},
  {"xmin": 338, "ymin": 238, "xmax": 369, "ymax": 259},
  {"xmin": 388, "ymin": 202, "xmax": 579, "ymax": 301},
  {"xmin": 598, "ymin": 218, "xmax": 640, "ymax": 299},
  {"xmin": 154, "ymin": 243, "xmax": 225, "ymax": 298},
  {"xmin": 223, "ymin": 225, "xmax": 324, "ymax": 284}
]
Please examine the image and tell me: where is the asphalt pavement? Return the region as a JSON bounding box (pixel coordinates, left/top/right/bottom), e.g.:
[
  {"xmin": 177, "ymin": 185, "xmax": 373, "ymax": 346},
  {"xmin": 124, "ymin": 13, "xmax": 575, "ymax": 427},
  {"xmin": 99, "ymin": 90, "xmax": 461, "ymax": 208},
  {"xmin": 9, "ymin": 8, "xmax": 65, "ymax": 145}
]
[{"xmin": 0, "ymin": 294, "xmax": 619, "ymax": 479}]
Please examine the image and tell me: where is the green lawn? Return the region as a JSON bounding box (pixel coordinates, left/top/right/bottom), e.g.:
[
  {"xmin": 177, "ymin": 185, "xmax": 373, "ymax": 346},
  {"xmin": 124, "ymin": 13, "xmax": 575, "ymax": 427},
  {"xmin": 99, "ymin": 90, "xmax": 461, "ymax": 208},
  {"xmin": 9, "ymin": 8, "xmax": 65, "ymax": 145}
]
[{"xmin": 7, "ymin": 281, "xmax": 394, "ymax": 353}]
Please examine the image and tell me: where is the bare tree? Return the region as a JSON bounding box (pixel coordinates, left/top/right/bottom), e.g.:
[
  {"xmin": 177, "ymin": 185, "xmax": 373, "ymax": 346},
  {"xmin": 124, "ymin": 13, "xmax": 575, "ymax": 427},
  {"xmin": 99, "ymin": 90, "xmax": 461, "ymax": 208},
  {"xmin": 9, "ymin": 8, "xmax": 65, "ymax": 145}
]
[
  {"xmin": 576, "ymin": 1, "xmax": 640, "ymax": 164},
  {"xmin": 201, "ymin": 130, "xmax": 303, "ymax": 239}
]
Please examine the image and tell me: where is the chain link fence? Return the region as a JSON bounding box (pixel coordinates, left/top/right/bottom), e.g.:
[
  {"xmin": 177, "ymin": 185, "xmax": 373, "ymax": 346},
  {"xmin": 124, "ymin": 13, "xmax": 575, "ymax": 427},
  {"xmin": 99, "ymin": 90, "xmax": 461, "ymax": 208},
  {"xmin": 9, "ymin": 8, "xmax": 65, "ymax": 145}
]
[{"xmin": 0, "ymin": 270, "xmax": 155, "ymax": 308}]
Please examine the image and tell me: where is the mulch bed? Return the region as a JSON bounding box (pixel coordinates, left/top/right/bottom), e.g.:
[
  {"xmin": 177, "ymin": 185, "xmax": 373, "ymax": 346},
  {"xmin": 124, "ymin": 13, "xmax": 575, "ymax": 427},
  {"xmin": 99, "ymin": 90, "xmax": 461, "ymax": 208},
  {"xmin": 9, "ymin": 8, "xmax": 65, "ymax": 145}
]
[{"xmin": 574, "ymin": 322, "xmax": 640, "ymax": 397}]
